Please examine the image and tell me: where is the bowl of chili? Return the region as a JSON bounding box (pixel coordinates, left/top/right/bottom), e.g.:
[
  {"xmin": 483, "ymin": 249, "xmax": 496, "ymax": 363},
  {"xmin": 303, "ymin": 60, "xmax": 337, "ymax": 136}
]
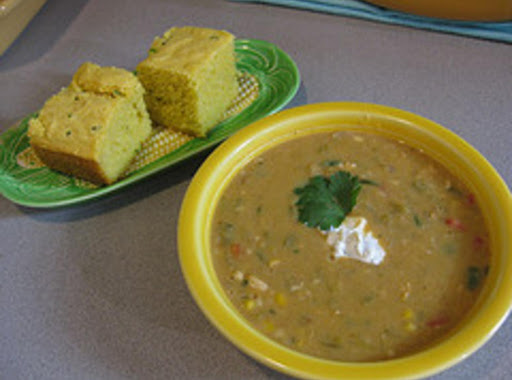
[{"xmin": 178, "ymin": 102, "xmax": 512, "ymax": 379}]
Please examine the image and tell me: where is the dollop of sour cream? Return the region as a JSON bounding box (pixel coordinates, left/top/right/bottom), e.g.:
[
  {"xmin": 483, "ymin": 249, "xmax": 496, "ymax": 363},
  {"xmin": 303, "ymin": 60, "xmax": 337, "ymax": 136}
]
[{"xmin": 322, "ymin": 216, "xmax": 386, "ymax": 265}]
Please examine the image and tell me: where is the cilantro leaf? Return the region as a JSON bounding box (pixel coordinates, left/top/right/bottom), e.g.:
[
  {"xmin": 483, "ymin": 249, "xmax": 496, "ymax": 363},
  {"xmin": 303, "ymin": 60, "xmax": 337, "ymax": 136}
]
[{"xmin": 294, "ymin": 171, "xmax": 363, "ymax": 231}]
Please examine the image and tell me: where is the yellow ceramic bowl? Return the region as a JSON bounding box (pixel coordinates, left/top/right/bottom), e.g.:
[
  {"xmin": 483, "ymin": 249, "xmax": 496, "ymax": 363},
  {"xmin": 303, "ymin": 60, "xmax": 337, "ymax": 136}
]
[
  {"xmin": 178, "ymin": 102, "xmax": 512, "ymax": 379},
  {"xmin": 366, "ymin": 0, "xmax": 512, "ymax": 21}
]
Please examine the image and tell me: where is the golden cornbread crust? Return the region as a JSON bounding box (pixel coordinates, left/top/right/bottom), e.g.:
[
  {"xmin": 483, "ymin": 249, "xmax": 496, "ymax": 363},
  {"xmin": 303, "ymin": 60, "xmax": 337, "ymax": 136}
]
[
  {"xmin": 30, "ymin": 146, "xmax": 107, "ymax": 185},
  {"xmin": 136, "ymin": 26, "xmax": 238, "ymax": 137},
  {"xmin": 28, "ymin": 62, "xmax": 152, "ymax": 185}
]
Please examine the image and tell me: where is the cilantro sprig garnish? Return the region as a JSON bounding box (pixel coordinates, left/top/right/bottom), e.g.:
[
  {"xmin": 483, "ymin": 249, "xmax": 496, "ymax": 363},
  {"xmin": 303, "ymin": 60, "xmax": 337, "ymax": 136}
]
[{"xmin": 294, "ymin": 171, "xmax": 372, "ymax": 231}]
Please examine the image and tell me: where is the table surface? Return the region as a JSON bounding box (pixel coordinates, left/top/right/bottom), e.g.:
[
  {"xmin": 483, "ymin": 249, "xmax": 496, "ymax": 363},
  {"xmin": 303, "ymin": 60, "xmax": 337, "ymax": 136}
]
[{"xmin": 1, "ymin": 0, "xmax": 511, "ymax": 379}]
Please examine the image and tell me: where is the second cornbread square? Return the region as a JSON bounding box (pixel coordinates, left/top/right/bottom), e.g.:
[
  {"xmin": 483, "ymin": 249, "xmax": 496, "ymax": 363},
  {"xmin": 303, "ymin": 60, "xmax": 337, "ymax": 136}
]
[{"xmin": 136, "ymin": 26, "xmax": 238, "ymax": 137}]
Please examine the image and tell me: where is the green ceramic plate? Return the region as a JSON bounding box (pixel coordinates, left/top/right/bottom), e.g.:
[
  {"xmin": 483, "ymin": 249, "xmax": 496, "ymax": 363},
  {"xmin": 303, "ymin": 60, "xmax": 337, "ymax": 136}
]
[{"xmin": 0, "ymin": 39, "xmax": 300, "ymax": 208}]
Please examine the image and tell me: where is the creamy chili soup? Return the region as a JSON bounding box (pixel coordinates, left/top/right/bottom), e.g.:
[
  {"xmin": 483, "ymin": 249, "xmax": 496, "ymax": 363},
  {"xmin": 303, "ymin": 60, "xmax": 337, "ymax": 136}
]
[{"xmin": 211, "ymin": 131, "xmax": 490, "ymax": 362}]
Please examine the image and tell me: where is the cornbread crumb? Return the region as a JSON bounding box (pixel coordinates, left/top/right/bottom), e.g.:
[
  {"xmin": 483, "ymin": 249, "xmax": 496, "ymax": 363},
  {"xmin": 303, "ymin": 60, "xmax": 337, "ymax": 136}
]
[
  {"xmin": 28, "ymin": 62, "xmax": 152, "ymax": 185},
  {"xmin": 136, "ymin": 26, "xmax": 238, "ymax": 137}
]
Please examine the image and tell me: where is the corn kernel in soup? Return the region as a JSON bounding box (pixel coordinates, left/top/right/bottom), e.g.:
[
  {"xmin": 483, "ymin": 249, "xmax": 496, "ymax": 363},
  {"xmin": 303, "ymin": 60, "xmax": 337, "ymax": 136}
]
[{"xmin": 211, "ymin": 131, "xmax": 490, "ymax": 362}]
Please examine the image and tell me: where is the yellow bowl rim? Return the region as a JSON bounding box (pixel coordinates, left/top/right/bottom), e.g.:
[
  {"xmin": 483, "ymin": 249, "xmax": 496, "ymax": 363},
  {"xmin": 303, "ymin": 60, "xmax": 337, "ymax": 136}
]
[{"xmin": 178, "ymin": 102, "xmax": 512, "ymax": 380}]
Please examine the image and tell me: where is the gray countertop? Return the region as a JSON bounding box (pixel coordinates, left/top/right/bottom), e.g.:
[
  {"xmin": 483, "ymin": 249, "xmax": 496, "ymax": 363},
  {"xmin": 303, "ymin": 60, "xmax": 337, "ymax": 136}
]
[{"xmin": 1, "ymin": 0, "xmax": 511, "ymax": 379}]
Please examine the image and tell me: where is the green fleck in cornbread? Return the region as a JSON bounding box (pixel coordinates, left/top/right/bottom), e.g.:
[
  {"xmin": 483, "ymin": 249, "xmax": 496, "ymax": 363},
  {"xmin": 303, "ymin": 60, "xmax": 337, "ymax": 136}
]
[
  {"xmin": 136, "ymin": 26, "xmax": 238, "ymax": 137},
  {"xmin": 28, "ymin": 62, "xmax": 152, "ymax": 185}
]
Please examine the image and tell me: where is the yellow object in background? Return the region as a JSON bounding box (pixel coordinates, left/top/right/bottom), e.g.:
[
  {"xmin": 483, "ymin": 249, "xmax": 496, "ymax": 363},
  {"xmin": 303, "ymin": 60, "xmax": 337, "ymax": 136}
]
[
  {"xmin": 0, "ymin": 0, "xmax": 47, "ymax": 55},
  {"xmin": 366, "ymin": 0, "xmax": 512, "ymax": 21}
]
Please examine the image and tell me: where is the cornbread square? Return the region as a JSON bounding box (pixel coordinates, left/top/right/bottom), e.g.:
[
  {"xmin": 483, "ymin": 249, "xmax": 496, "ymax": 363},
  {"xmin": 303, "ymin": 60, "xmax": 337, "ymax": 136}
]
[
  {"xmin": 136, "ymin": 26, "xmax": 238, "ymax": 137},
  {"xmin": 28, "ymin": 62, "xmax": 152, "ymax": 185}
]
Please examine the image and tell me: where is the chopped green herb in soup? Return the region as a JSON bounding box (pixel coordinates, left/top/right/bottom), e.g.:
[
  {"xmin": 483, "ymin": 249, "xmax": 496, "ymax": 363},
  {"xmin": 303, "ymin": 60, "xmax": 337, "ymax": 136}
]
[{"xmin": 211, "ymin": 131, "xmax": 490, "ymax": 362}]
